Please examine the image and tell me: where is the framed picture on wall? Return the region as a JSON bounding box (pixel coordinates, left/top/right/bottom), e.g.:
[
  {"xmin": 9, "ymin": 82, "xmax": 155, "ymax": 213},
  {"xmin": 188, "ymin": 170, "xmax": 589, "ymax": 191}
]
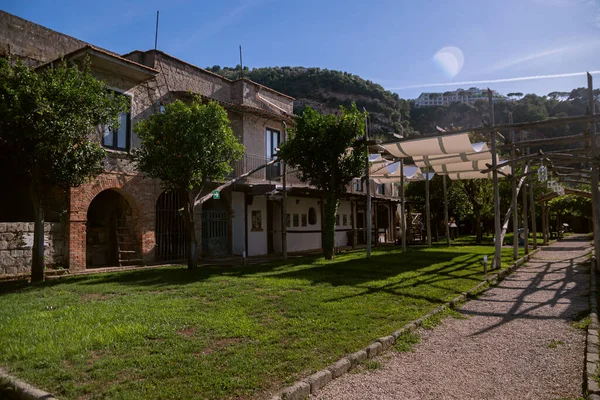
[
  {"xmin": 293, "ymin": 214, "xmax": 299, "ymax": 227},
  {"xmin": 252, "ymin": 210, "xmax": 262, "ymax": 232},
  {"xmin": 301, "ymin": 214, "xmax": 307, "ymax": 227}
]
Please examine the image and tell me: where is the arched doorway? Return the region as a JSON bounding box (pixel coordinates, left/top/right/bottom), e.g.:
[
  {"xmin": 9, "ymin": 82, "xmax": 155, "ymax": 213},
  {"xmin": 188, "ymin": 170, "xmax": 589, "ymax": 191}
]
[
  {"xmin": 155, "ymin": 190, "xmax": 187, "ymax": 261},
  {"xmin": 86, "ymin": 189, "xmax": 140, "ymax": 267}
]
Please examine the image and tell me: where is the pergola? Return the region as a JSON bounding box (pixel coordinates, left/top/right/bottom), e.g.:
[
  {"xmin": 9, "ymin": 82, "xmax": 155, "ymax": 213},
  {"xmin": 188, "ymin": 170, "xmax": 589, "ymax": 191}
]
[{"xmin": 362, "ymin": 72, "xmax": 600, "ymax": 270}]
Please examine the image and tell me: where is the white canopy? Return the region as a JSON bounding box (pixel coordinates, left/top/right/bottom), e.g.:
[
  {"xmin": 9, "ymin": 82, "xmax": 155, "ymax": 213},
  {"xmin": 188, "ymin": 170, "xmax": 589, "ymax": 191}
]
[
  {"xmin": 432, "ymin": 159, "xmax": 493, "ymax": 174},
  {"xmin": 413, "ymin": 144, "xmax": 491, "ymax": 167},
  {"xmin": 371, "ymin": 162, "xmax": 427, "ymax": 182},
  {"xmin": 445, "ymin": 165, "xmax": 512, "ymax": 180},
  {"xmin": 380, "ymin": 133, "xmax": 488, "ymax": 158}
]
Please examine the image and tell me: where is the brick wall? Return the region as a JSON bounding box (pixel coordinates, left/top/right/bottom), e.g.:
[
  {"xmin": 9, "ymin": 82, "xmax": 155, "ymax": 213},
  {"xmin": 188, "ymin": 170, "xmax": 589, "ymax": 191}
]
[
  {"xmin": 68, "ymin": 172, "xmax": 161, "ymax": 271},
  {"xmin": 0, "ymin": 222, "xmax": 65, "ymax": 275}
]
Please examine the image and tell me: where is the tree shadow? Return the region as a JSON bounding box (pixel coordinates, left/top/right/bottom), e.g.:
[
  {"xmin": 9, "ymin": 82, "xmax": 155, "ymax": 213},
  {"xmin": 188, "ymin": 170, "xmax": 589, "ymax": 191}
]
[
  {"xmin": 462, "ymin": 249, "xmax": 590, "ymax": 336},
  {"xmin": 1, "ymin": 248, "xmax": 489, "ymax": 298}
]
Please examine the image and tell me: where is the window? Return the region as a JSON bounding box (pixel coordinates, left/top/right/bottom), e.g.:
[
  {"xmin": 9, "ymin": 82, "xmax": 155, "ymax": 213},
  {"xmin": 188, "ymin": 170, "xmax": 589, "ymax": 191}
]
[
  {"xmin": 301, "ymin": 214, "xmax": 307, "ymax": 227},
  {"xmin": 354, "ymin": 178, "xmax": 363, "ymax": 192},
  {"xmin": 293, "ymin": 213, "xmax": 299, "ymax": 227},
  {"xmin": 343, "ymin": 214, "xmax": 348, "ymax": 226},
  {"xmin": 102, "ymin": 91, "xmax": 131, "ymax": 151},
  {"xmin": 266, "ymin": 128, "xmax": 281, "ymax": 178},
  {"xmin": 376, "ymin": 183, "xmax": 385, "ymax": 195},
  {"xmin": 335, "ymin": 214, "xmax": 340, "ymax": 226},
  {"xmin": 308, "ymin": 207, "xmax": 317, "ymax": 225}
]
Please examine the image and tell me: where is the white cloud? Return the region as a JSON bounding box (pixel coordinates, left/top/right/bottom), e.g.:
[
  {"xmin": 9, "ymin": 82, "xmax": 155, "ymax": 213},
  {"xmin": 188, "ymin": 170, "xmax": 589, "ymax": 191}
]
[
  {"xmin": 390, "ymin": 70, "xmax": 600, "ymax": 91},
  {"xmin": 489, "ymin": 41, "xmax": 600, "ymax": 73}
]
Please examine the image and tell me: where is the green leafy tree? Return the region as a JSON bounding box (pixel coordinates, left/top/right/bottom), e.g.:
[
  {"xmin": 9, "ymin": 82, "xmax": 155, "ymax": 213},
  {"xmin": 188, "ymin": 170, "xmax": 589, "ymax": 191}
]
[
  {"xmin": 0, "ymin": 58, "xmax": 126, "ymax": 282},
  {"xmin": 278, "ymin": 105, "xmax": 367, "ymax": 259},
  {"xmin": 133, "ymin": 98, "xmax": 245, "ymax": 270}
]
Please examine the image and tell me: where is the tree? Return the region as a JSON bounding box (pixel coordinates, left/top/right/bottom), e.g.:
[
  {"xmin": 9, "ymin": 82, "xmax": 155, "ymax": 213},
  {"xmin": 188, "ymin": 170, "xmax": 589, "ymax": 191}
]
[
  {"xmin": 0, "ymin": 58, "xmax": 127, "ymax": 282},
  {"xmin": 133, "ymin": 98, "xmax": 245, "ymax": 270},
  {"xmin": 278, "ymin": 105, "xmax": 367, "ymax": 259},
  {"xmin": 453, "ymin": 179, "xmax": 494, "ymax": 243}
]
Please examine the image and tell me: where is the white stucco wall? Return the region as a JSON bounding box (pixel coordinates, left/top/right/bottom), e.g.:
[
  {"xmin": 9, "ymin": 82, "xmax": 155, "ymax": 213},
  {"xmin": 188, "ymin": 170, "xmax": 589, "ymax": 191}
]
[
  {"xmin": 335, "ymin": 200, "xmax": 353, "ymax": 247},
  {"xmin": 231, "ymin": 191, "xmax": 245, "ymax": 255},
  {"xmin": 285, "ymin": 196, "xmax": 322, "ymax": 253},
  {"xmin": 247, "ymin": 195, "xmax": 268, "ymax": 256}
]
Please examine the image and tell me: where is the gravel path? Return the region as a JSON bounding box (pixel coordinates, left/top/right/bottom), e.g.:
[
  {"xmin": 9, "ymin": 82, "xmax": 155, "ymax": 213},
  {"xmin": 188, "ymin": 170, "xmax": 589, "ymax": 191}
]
[{"xmin": 315, "ymin": 235, "xmax": 592, "ymax": 400}]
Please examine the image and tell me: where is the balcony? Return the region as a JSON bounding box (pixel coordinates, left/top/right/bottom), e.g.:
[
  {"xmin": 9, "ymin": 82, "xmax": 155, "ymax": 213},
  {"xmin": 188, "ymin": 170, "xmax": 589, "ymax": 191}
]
[{"xmin": 230, "ymin": 154, "xmax": 282, "ymax": 182}]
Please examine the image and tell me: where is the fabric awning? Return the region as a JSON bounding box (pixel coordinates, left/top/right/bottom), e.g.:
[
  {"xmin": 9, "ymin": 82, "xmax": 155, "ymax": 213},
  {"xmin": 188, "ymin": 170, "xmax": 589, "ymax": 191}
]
[
  {"xmin": 371, "ymin": 162, "xmax": 427, "ymax": 182},
  {"xmin": 446, "ymin": 165, "xmax": 512, "ymax": 180},
  {"xmin": 380, "ymin": 133, "xmax": 488, "ymax": 158},
  {"xmin": 432, "ymin": 159, "xmax": 493, "ymax": 174}
]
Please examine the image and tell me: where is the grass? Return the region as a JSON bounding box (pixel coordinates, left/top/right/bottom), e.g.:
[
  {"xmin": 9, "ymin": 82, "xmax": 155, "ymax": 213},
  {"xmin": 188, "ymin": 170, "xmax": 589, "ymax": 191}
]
[
  {"xmin": 548, "ymin": 339, "xmax": 565, "ymax": 349},
  {"xmin": 571, "ymin": 309, "xmax": 591, "ymax": 330},
  {"xmin": 394, "ymin": 331, "xmax": 420, "ymax": 353},
  {"xmin": 433, "ymin": 232, "xmax": 552, "ymax": 248},
  {"xmin": 0, "ymin": 245, "xmax": 522, "ymax": 399}
]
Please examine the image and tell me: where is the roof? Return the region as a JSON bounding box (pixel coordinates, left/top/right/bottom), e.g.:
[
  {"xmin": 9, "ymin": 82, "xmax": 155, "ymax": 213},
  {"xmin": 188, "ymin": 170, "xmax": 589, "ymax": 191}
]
[
  {"xmin": 150, "ymin": 50, "xmax": 294, "ymax": 101},
  {"xmin": 37, "ymin": 45, "xmax": 158, "ymax": 81},
  {"xmin": 171, "ymin": 91, "xmax": 295, "ymax": 122}
]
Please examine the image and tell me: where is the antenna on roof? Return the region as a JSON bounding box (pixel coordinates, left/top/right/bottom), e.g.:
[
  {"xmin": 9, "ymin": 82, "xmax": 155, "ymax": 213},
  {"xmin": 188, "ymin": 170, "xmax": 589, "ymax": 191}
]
[
  {"xmin": 239, "ymin": 45, "xmax": 244, "ymax": 79},
  {"xmin": 154, "ymin": 11, "xmax": 160, "ymax": 51}
]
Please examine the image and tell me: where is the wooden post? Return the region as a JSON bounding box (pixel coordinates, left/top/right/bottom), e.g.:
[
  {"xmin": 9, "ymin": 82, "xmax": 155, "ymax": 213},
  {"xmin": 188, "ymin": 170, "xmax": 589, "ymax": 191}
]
[
  {"xmin": 443, "ymin": 174, "xmax": 450, "ymax": 247},
  {"xmin": 510, "ymin": 112, "xmax": 519, "ymax": 261},
  {"xmin": 489, "ymin": 89, "xmax": 502, "ymax": 269},
  {"xmin": 400, "ymin": 159, "xmax": 407, "ymax": 253},
  {"xmin": 281, "ymin": 122, "xmax": 287, "ymax": 260},
  {"xmin": 365, "ymin": 117, "xmax": 372, "ymax": 258},
  {"xmin": 425, "ymin": 165, "xmax": 432, "ymax": 247},
  {"xmin": 244, "ymin": 192, "xmax": 249, "ymax": 266},
  {"xmin": 587, "ymin": 73, "xmax": 600, "ymax": 259},
  {"xmin": 522, "ymin": 146, "xmax": 529, "ymax": 255},
  {"xmin": 374, "ymin": 199, "xmax": 379, "ymax": 247},
  {"xmin": 529, "ymin": 159, "xmax": 538, "ymax": 249},
  {"xmin": 542, "ymin": 202, "xmax": 548, "ymax": 245},
  {"xmin": 351, "ymin": 199, "xmax": 356, "ymax": 249}
]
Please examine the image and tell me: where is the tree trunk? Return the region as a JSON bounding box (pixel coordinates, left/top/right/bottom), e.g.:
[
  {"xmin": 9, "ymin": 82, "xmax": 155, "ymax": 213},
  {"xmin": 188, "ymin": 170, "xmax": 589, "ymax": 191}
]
[
  {"xmin": 30, "ymin": 184, "xmax": 45, "ymax": 283},
  {"xmin": 474, "ymin": 208, "xmax": 482, "ymax": 244},
  {"xmin": 184, "ymin": 190, "xmax": 198, "ymax": 270},
  {"xmin": 323, "ymin": 194, "xmax": 339, "ymax": 260}
]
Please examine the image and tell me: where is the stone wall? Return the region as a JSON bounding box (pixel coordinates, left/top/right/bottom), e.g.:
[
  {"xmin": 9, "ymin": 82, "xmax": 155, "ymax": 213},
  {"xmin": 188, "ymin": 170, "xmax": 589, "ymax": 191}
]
[
  {"xmin": 0, "ymin": 222, "xmax": 65, "ymax": 275},
  {"xmin": 0, "ymin": 10, "xmax": 87, "ymax": 66}
]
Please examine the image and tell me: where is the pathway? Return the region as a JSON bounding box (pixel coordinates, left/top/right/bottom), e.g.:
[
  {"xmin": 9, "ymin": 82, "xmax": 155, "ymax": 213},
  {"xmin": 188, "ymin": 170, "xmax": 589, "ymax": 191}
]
[{"xmin": 315, "ymin": 235, "xmax": 592, "ymax": 400}]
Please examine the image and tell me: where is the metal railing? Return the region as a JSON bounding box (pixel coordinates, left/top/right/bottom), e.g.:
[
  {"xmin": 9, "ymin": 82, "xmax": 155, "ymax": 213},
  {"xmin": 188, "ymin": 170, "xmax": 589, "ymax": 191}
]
[{"xmin": 230, "ymin": 154, "xmax": 282, "ymax": 182}]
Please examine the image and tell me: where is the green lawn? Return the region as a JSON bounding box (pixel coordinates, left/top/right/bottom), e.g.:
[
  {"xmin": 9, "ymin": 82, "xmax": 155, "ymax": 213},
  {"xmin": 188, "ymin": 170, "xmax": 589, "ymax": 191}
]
[
  {"xmin": 433, "ymin": 232, "xmax": 545, "ymax": 247},
  {"xmin": 0, "ymin": 245, "xmax": 522, "ymax": 399}
]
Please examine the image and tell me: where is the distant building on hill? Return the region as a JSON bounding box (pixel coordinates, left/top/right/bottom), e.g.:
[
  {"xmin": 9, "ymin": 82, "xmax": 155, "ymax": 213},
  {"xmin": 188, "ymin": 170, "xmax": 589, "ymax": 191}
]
[{"xmin": 415, "ymin": 88, "xmax": 508, "ymax": 107}]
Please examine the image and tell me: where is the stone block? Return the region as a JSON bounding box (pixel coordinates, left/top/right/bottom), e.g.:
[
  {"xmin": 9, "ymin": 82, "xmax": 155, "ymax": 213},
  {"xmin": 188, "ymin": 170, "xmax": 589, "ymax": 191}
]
[
  {"xmin": 346, "ymin": 350, "xmax": 367, "ymax": 367},
  {"xmin": 302, "ymin": 369, "xmax": 332, "ymax": 394},
  {"xmin": 391, "ymin": 328, "xmax": 406, "ymax": 340},
  {"xmin": 0, "ymin": 241, "xmax": 8, "ymax": 250},
  {"xmin": 589, "ymin": 378, "xmax": 600, "ymax": 394},
  {"xmin": 280, "ymin": 381, "xmax": 310, "ymax": 400},
  {"xmin": 327, "ymin": 358, "xmax": 351, "ymax": 379},
  {"xmin": 5, "ymin": 266, "xmax": 18, "ymax": 275},
  {"xmin": 588, "ymin": 352, "xmax": 599, "ymax": 364},
  {"xmin": 376, "ymin": 335, "xmax": 395, "ymax": 350},
  {"xmin": 0, "ymin": 224, "xmax": 6, "ymax": 233},
  {"xmin": 365, "ymin": 342, "xmax": 382, "ymax": 358}
]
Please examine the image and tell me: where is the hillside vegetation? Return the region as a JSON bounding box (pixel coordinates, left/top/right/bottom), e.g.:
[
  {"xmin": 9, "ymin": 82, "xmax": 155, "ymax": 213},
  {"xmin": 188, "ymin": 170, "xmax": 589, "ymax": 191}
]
[{"xmin": 207, "ymin": 66, "xmax": 411, "ymax": 139}]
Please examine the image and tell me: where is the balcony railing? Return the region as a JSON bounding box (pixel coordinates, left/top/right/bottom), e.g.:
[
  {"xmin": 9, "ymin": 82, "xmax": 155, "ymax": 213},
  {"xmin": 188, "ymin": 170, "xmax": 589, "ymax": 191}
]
[{"xmin": 230, "ymin": 154, "xmax": 282, "ymax": 182}]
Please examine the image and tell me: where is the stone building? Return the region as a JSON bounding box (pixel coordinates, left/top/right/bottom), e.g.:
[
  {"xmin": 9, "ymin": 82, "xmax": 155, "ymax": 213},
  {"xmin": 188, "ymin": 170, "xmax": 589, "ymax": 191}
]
[{"xmin": 0, "ymin": 11, "xmax": 401, "ymax": 277}]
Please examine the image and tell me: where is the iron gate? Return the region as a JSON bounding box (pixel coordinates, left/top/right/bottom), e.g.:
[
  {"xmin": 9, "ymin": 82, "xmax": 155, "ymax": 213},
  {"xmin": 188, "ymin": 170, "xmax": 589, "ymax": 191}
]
[
  {"xmin": 156, "ymin": 190, "xmax": 187, "ymax": 261},
  {"xmin": 202, "ymin": 209, "xmax": 229, "ymax": 256}
]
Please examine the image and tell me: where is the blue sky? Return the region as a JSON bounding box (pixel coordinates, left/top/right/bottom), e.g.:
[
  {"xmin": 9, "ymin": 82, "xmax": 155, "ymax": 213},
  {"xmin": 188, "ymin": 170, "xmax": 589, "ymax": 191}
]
[{"xmin": 2, "ymin": 0, "xmax": 600, "ymax": 99}]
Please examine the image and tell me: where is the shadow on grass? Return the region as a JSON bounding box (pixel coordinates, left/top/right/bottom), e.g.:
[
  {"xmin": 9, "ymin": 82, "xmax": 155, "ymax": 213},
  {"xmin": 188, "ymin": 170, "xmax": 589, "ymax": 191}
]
[{"xmin": 0, "ymin": 247, "xmax": 491, "ymax": 297}]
